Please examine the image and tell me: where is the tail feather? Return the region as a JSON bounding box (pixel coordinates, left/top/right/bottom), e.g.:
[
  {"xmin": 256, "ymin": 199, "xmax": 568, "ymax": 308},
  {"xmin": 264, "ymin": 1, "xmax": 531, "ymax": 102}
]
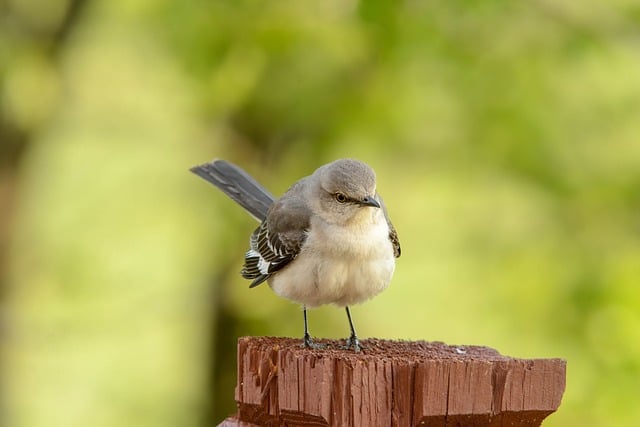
[{"xmin": 190, "ymin": 160, "xmax": 274, "ymax": 221}]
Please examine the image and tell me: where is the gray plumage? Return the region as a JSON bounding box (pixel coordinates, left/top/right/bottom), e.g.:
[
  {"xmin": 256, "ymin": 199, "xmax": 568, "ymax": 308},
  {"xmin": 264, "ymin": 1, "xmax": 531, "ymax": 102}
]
[{"xmin": 190, "ymin": 160, "xmax": 274, "ymax": 222}]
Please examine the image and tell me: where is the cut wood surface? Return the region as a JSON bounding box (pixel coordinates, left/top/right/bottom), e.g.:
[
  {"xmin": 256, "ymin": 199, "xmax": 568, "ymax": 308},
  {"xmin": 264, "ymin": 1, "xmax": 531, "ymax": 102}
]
[{"xmin": 219, "ymin": 336, "xmax": 566, "ymax": 426}]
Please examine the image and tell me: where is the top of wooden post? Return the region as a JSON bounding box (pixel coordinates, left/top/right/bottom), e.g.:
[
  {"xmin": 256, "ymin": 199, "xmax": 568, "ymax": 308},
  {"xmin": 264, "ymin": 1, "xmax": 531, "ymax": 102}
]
[{"xmin": 221, "ymin": 336, "xmax": 566, "ymax": 426}]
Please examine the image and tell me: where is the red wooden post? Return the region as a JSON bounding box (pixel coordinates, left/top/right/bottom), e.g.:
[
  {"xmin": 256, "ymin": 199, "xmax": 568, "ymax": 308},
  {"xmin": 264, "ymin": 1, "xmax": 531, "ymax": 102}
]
[{"xmin": 219, "ymin": 337, "xmax": 566, "ymax": 426}]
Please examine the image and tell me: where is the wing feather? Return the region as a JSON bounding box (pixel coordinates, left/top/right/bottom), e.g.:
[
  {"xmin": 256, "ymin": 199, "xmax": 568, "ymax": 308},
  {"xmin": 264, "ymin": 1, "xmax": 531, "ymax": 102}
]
[
  {"xmin": 378, "ymin": 194, "xmax": 401, "ymax": 258},
  {"xmin": 241, "ymin": 190, "xmax": 310, "ymax": 287}
]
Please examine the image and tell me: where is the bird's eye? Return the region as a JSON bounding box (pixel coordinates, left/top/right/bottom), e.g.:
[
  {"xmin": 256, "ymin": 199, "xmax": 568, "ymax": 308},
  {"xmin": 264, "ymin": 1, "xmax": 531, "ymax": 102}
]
[{"xmin": 335, "ymin": 193, "xmax": 347, "ymax": 203}]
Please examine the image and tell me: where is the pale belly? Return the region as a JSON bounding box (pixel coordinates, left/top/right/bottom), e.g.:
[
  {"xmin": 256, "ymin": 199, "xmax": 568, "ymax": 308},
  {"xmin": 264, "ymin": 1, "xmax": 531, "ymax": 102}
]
[{"xmin": 268, "ymin": 218, "xmax": 396, "ymax": 307}]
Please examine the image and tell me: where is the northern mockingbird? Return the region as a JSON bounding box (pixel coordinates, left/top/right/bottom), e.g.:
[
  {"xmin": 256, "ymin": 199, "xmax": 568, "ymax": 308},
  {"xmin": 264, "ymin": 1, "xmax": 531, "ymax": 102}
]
[{"xmin": 190, "ymin": 159, "xmax": 400, "ymax": 351}]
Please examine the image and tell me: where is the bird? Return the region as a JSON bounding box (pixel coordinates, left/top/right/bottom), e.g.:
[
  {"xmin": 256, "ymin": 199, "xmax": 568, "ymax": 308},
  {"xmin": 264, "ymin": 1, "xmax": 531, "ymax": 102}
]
[{"xmin": 190, "ymin": 158, "xmax": 400, "ymax": 351}]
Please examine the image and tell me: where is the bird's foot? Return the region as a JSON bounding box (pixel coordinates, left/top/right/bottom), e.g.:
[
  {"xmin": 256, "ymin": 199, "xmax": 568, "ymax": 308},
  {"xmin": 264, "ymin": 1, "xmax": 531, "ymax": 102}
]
[
  {"xmin": 343, "ymin": 334, "xmax": 364, "ymax": 352},
  {"xmin": 301, "ymin": 333, "xmax": 326, "ymax": 350}
]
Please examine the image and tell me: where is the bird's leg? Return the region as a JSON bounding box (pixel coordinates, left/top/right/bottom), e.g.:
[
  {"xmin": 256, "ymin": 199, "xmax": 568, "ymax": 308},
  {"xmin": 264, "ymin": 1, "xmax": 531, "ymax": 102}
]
[
  {"xmin": 344, "ymin": 306, "xmax": 362, "ymax": 352},
  {"xmin": 302, "ymin": 306, "xmax": 325, "ymax": 349},
  {"xmin": 302, "ymin": 306, "xmax": 313, "ymax": 347}
]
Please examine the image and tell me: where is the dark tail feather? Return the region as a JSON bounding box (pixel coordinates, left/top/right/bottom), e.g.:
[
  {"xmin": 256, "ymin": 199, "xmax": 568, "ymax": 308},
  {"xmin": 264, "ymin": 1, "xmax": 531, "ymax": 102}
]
[{"xmin": 190, "ymin": 160, "xmax": 274, "ymax": 221}]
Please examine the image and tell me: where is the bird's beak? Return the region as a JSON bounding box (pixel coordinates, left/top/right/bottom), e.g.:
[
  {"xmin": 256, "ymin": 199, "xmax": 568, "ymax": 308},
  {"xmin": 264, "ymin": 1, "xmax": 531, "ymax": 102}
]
[{"xmin": 361, "ymin": 195, "xmax": 381, "ymax": 208}]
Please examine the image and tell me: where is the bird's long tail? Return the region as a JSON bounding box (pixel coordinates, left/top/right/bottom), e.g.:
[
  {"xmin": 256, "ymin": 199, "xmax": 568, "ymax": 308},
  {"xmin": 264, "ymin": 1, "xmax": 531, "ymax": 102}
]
[{"xmin": 190, "ymin": 160, "xmax": 275, "ymax": 222}]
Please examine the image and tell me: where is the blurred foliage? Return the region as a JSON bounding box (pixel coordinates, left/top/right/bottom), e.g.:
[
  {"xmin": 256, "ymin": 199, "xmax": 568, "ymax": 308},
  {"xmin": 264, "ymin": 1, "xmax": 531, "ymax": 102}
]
[{"xmin": 1, "ymin": 0, "xmax": 640, "ymax": 426}]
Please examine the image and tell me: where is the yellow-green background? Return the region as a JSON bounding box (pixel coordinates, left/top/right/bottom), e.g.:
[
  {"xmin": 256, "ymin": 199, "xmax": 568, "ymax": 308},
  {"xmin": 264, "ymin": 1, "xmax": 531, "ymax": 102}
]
[{"xmin": 1, "ymin": 0, "xmax": 639, "ymax": 425}]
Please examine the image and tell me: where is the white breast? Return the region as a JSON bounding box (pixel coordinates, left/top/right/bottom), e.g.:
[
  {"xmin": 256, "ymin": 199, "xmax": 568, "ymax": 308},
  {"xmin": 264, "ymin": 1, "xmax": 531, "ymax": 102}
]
[{"xmin": 269, "ymin": 209, "xmax": 396, "ymax": 308}]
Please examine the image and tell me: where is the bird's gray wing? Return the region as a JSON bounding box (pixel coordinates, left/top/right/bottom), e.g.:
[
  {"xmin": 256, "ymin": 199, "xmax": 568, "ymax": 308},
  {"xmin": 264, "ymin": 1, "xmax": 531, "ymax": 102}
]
[
  {"xmin": 388, "ymin": 222, "xmax": 401, "ymax": 258},
  {"xmin": 190, "ymin": 159, "xmax": 275, "ymax": 222},
  {"xmin": 241, "ymin": 186, "xmax": 311, "ymax": 287},
  {"xmin": 378, "ymin": 194, "xmax": 401, "ymax": 258}
]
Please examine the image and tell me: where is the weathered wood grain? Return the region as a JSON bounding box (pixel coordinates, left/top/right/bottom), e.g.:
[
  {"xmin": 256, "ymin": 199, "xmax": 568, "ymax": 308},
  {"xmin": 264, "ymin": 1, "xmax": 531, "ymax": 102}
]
[{"xmin": 220, "ymin": 337, "xmax": 566, "ymax": 426}]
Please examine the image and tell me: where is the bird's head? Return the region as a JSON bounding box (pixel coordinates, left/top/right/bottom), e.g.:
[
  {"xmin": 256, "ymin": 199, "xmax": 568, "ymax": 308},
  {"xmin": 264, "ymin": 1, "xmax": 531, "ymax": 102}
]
[{"xmin": 313, "ymin": 159, "xmax": 381, "ymax": 225}]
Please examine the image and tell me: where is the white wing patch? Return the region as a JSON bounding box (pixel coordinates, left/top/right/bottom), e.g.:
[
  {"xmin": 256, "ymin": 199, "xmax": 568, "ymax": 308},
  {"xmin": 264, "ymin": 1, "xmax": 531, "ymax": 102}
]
[{"xmin": 247, "ymin": 248, "xmax": 270, "ymax": 275}]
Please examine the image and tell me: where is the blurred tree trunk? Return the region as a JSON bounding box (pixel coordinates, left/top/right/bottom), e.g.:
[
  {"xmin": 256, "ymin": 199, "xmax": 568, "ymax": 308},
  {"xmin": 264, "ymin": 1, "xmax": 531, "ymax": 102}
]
[{"xmin": 0, "ymin": 0, "xmax": 89, "ymax": 420}]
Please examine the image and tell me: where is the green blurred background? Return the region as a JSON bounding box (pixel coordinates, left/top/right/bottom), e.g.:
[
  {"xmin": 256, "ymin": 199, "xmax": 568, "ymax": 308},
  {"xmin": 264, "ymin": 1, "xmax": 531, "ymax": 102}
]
[{"xmin": 1, "ymin": 0, "xmax": 639, "ymax": 425}]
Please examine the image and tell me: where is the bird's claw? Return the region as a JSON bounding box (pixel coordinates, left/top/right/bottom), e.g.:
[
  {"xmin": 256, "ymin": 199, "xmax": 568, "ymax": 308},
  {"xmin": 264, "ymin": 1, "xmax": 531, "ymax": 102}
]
[
  {"xmin": 302, "ymin": 333, "xmax": 326, "ymax": 350},
  {"xmin": 344, "ymin": 334, "xmax": 363, "ymax": 352}
]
